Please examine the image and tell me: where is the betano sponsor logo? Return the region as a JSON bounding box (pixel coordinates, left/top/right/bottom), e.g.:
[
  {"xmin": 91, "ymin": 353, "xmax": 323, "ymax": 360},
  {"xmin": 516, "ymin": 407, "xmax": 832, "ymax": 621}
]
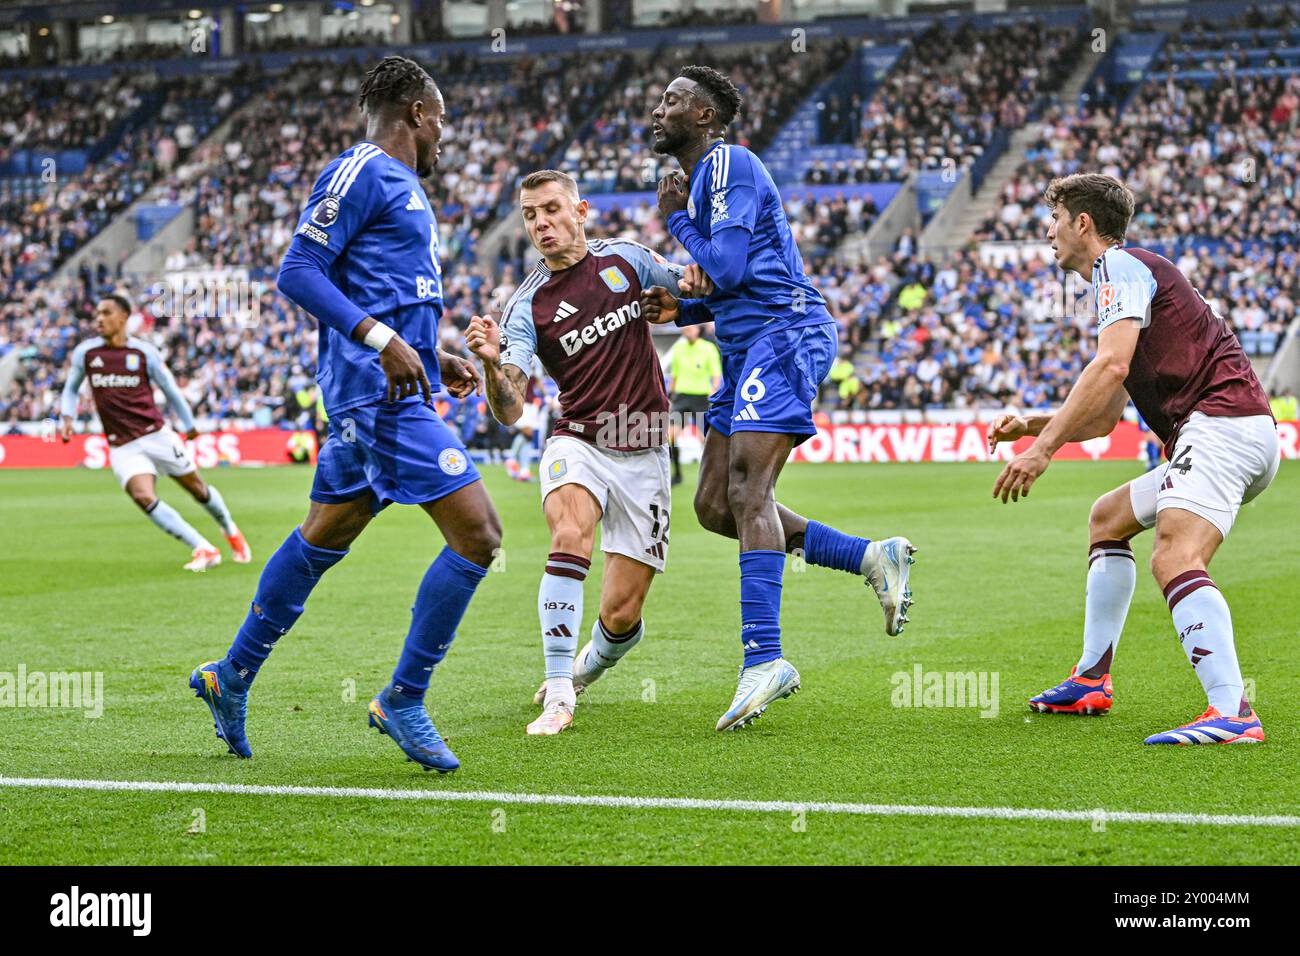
[
  {"xmin": 89, "ymin": 373, "xmax": 141, "ymax": 389},
  {"xmin": 559, "ymin": 300, "xmax": 641, "ymax": 356}
]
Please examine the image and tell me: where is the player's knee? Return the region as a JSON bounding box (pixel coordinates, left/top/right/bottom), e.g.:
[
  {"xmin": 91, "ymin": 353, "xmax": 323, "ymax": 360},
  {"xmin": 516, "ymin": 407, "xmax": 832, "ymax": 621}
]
[
  {"xmin": 1149, "ymin": 540, "xmax": 1195, "ymax": 590},
  {"xmin": 1088, "ymin": 495, "xmax": 1118, "ymax": 540},
  {"xmin": 549, "ymin": 523, "xmax": 592, "ymax": 558},
  {"xmin": 693, "ymin": 492, "xmax": 732, "ymax": 535},
  {"xmin": 725, "ymin": 469, "xmax": 770, "ymax": 522},
  {"xmin": 128, "ymin": 489, "xmax": 156, "ymax": 511},
  {"xmin": 469, "ymin": 515, "xmax": 504, "ymax": 567},
  {"xmin": 601, "ymin": 595, "xmax": 644, "ymax": 635}
]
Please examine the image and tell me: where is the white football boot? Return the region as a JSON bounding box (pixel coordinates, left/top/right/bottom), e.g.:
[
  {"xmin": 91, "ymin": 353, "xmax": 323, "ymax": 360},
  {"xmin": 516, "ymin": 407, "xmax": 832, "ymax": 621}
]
[
  {"xmin": 861, "ymin": 536, "xmax": 916, "ymax": 636},
  {"xmin": 526, "ymin": 698, "xmax": 574, "ymax": 736},
  {"xmin": 183, "ymin": 545, "xmax": 222, "ymax": 573},
  {"xmin": 532, "ymin": 641, "xmax": 606, "ymax": 706},
  {"xmin": 716, "ymin": 658, "xmax": 801, "ymax": 732}
]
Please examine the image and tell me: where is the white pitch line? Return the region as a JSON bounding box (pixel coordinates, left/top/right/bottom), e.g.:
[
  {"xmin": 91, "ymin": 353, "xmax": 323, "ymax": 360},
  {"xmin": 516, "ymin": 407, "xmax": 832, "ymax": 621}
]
[{"xmin": 1, "ymin": 776, "xmax": 1297, "ymax": 828}]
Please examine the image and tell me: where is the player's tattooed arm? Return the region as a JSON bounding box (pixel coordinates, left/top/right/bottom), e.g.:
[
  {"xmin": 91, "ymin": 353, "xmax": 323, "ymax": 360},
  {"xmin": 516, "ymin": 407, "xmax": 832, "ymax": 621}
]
[{"xmin": 466, "ymin": 314, "xmax": 527, "ymax": 425}]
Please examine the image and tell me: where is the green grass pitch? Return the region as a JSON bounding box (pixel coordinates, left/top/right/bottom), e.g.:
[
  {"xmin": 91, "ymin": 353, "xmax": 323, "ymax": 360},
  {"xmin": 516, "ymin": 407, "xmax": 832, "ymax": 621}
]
[{"xmin": 1, "ymin": 460, "xmax": 1296, "ymax": 865}]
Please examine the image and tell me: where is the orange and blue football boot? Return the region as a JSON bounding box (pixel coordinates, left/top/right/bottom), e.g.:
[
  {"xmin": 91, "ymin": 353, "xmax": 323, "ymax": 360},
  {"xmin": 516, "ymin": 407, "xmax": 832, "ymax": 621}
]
[
  {"xmin": 1028, "ymin": 667, "xmax": 1112, "ymax": 715},
  {"xmin": 189, "ymin": 658, "xmax": 252, "ymax": 758},
  {"xmin": 1143, "ymin": 706, "xmax": 1264, "ymax": 745},
  {"xmin": 368, "ymin": 686, "xmax": 460, "ymax": 773}
]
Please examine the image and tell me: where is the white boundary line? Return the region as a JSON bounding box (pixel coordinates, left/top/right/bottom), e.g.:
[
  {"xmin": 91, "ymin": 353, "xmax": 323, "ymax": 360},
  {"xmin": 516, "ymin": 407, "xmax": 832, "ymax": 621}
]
[{"xmin": 2, "ymin": 776, "xmax": 1298, "ymax": 828}]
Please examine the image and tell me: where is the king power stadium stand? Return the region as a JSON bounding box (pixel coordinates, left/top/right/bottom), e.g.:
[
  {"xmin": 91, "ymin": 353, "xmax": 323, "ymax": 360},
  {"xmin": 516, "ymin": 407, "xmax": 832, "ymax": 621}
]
[{"xmin": 0, "ymin": 0, "xmax": 1297, "ymax": 470}]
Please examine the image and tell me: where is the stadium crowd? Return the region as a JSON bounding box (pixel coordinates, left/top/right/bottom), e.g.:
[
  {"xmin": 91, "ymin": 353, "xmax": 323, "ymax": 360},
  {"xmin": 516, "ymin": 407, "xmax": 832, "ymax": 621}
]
[
  {"xmin": 973, "ymin": 66, "xmax": 1300, "ymax": 343},
  {"xmin": 802, "ymin": 18, "xmax": 1082, "ymax": 185},
  {"xmin": 3, "ymin": 14, "xmax": 1296, "ymax": 442},
  {"xmin": 564, "ymin": 39, "xmax": 853, "ymax": 193}
]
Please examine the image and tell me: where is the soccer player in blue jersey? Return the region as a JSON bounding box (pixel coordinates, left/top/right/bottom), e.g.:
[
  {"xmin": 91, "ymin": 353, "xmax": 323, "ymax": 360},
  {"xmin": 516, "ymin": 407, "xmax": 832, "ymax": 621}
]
[
  {"xmin": 188, "ymin": 56, "xmax": 501, "ymax": 772},
  {"xmin": 641, "ymin": 65, "xmax": 918, "ymax": 731}
]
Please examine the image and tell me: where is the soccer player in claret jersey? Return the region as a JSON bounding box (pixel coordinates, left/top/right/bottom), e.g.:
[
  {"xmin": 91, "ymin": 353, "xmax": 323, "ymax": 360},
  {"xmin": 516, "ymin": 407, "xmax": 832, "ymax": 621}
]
[
  {"xmin": 467, "ymin": 169, "xmax": 687, "ymax": 736},
  {"xmin": 989, "ymin": 173, "xmax": 1278, "ymax": 745},
  {"xmin": 59, "ymin": 294, "xmax": 251, "ymax": 572},
  {"xmin": 188, "ymin": 57, "xmax": 501, "ymax": 772},
  {"xmin": 641, "ymin": 66, "xmax": 918, "ymax": 732}
]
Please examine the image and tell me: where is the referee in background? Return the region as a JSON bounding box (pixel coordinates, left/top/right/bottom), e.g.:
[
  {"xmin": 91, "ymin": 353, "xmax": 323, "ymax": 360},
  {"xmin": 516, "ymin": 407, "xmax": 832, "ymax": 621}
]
[{"xmin": 664, "ymin": 323, "xmax": 723, "ymax": 485}]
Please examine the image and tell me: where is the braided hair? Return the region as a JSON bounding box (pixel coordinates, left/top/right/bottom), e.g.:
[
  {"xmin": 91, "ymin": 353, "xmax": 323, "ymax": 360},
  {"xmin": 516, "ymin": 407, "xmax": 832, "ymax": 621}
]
[
  {"xmin": 358, "ymin": 55, "xmax": 437, "ymax": 116},
  {"xmin": 677, "ymin": 65, "xmax": 743, "ymax": 130}
]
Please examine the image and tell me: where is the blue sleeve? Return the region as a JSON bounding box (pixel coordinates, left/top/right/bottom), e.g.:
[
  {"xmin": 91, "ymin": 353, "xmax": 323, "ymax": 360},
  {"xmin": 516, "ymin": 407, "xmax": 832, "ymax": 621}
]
[
  {"xmin": 676, "ymin": 299, "xmax": 714, "ymax": 327},
  {"xmin": 142, "ymin": 341, "xmax": 196, "ymax": 432},
  {"xmin": 279, "ymin": 146, "xmax": 387, "ymax": 336},
  {"xmin": 277, "ymin": 239, "xmax": 369, "ymax": 337},
  {"xmin": 666, "ymin": 213, "xmax": 749, "ymax": 291},
  {"xmin": 59, "ymin": 342, "xmax": 88, "ymax": 418}
]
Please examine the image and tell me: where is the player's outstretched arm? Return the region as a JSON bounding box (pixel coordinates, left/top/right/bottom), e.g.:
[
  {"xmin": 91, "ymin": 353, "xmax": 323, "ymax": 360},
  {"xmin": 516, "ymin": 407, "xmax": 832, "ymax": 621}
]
[
  {"xmin": 466, "ymin": 314, "xmax": 527, "ymax": 425},
  {"xmin": 992, "ymin": 321, "xmax": 1139, "ymax": 503}
]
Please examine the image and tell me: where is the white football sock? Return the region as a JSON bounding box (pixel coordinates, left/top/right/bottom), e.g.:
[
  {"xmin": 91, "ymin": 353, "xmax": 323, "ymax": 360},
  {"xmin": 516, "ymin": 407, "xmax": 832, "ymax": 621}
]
[
  {"xmin": 146, "ymin": 499, "xmax": 208, "ymax": 550},
  {"xmin": 1164, "ymin": 570, "xmax": 1245, "ymax": 716},
  {"xmin": 590, "ymin": 617, "xmax": 644, "ymax": 669},
  {"xmin": 540, "ymin": 552, "xmax": 589, "ymax": 705},
  {"xmin": 1076, "ymin": 540, "xmax": 1135, "ymax": 677},
  {"xmin": 200, "ymin": 483, "xmax": 237, "ymax": 535}
]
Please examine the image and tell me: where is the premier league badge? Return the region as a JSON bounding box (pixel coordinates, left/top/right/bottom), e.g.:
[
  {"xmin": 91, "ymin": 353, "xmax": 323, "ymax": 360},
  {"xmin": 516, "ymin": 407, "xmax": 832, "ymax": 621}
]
[
  {"xmin": 687, "ymin": 195, "xmax": 696, "ymax": 219},
  {"xmin": 311, "ymin": 194, "xmax": 341, "ymax": 228}
]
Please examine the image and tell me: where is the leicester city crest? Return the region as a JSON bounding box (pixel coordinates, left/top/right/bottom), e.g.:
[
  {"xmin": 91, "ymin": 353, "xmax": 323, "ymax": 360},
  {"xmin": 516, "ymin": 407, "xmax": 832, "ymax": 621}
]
[
  {"xmin": 599, "ymin": 266, "xmax": 630, "ymax": 294},
  {"xmin": 311, "ymin": 193, "xmax": 341, "ymax": 228}
]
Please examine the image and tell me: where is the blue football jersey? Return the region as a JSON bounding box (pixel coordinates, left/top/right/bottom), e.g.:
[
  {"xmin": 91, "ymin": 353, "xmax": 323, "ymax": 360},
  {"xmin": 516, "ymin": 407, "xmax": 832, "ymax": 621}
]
[
  {"xmin": 675, "ymin": 142, "xmax": 828, "ymax": 354},
  {"xmin": 291, "ymin": 141, "xmax": 444, "ymax": 415}
]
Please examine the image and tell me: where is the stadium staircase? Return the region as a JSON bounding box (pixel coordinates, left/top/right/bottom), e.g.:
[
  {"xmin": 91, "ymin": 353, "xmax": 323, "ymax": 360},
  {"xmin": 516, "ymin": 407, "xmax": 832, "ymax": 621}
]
[
  {"xmin": 59, "ymin": 83, "xmax": 267, "ymax": 280},
  {"xmin": 939, "ymin": 47, "xmax": 1106, "ymax": 253}
]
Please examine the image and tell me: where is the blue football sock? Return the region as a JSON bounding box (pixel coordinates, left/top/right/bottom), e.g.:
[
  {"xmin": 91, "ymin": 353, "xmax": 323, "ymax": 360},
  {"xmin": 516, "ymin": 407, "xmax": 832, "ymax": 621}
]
[
  {"xmin": 227, "ymin": 527, "xmax": 347, "ymax": 682},
  {"xmin": 739, "ymin": 550, "xmax": 785, "ymax": 668},
  {"xmin": 803, "ymin": 520, "xmax": 870, "ymax": 575},
  {"xmin": 391, "ymin": 546, "xmax": 489, "ymax": 700}
]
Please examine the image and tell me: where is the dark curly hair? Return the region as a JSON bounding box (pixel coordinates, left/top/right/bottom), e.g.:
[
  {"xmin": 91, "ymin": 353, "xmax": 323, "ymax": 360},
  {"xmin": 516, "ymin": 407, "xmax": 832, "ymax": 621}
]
[
  {"xmin": 358, "ymin": 55, "xmax": 437, "ymax": 115},
  {"xmin": 1043, "ymin": 173, "xmax": 1135, "ymax": 243},
  {"xmin": 678, "ymin": 64, "xmax": 743, "ymax": 130}
]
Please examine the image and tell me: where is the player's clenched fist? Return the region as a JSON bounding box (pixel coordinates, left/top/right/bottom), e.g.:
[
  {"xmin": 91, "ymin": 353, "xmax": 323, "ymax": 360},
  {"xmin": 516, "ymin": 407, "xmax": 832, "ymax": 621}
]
[
  {"xmin": 465, "ymin": 314, "xmax": 501, "ymax": 364},
  {"xmin": 679, "ymin": 264, "xmax": 715, "ymax": 297},
  {"xmin": 986, "ymin": 413, "xmax": 1029, "ymax": 454},
  {"xmin": 641, "ymin": 286, "xmax": 680, "ymax": 325}
]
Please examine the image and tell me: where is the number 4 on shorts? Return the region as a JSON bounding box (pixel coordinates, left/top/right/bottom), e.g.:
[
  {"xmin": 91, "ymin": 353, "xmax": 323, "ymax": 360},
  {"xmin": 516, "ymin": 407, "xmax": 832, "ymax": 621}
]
[{"xmin": 1169, "ymin": 445, "xmax": 1193, "ymax": 475}]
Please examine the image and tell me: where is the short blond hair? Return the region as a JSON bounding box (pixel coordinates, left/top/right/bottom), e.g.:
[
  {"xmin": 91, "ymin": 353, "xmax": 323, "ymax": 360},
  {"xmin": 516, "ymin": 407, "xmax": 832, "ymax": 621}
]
[{"xmin": 519, "ymin": 169, "xmax": 580, "ymax": 204}]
